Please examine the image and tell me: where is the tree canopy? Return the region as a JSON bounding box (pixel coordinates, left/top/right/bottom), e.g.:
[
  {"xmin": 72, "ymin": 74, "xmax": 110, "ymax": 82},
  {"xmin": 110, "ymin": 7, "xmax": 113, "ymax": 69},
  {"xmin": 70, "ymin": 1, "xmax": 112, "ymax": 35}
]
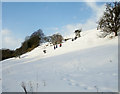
[{"xmin": 97, "ymin": 2, "xmax": 120, "ymax": 36}]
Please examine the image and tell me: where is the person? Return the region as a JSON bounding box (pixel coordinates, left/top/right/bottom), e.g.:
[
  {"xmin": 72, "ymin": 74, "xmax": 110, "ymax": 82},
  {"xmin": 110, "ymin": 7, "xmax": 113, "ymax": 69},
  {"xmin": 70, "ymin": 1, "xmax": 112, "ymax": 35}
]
[
  {"xmin": 56, "ymin": 44, "xmax": 58, "ymax": 48},
  {"xmin": 54, "ymin": 45, "xmax": 56, "ymax": 50},
  {"xmin": 60, "ymin": 43, "xmax": 62, "ymax": 47},
  {"xmin": 43, "ymin": 50, "xmax": 46, "ymax": 54},
  {"xmin": 18, "ymin": 55, "xmax": 20, "ymax": 59}
]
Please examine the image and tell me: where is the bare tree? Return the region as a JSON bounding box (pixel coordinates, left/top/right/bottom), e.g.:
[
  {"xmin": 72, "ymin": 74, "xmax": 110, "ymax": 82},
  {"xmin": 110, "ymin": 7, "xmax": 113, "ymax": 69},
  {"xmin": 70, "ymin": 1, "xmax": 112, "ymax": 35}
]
[{"xmin": 51, "ymin": 33, "xmax": 63, "ymax": 45}]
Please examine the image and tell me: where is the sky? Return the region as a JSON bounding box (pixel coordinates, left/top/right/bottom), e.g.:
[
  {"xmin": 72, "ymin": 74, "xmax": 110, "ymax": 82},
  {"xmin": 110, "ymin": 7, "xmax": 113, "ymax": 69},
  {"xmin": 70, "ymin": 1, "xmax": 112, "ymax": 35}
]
[{"xmin": 1, "ymin": 1, "xmax": 107, "ymax": 50}]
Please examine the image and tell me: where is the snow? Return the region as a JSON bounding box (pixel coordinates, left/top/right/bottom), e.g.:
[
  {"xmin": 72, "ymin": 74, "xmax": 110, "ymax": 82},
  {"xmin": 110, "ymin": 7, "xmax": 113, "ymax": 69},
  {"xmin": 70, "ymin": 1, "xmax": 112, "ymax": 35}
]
[
  {"xmin": 1, "ymin": 29, "xmax": 118, "ymax": 92},
  {"xmin": 0, "ymin": 61, "xmax": 2, "ymax": 93}
]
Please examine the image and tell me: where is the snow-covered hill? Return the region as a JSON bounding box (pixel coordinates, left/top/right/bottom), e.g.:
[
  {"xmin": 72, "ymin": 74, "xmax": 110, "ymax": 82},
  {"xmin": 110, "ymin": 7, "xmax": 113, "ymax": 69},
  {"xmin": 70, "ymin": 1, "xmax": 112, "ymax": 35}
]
[{"xmin": 1, "ymin": 29, "xmax": 118, "ymax": 92}]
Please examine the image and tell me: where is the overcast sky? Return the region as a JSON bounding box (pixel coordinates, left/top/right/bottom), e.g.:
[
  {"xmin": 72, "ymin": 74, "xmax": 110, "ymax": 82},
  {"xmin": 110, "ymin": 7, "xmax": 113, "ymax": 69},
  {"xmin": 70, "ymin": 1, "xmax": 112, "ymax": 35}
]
[{"xmin": 1, "ymin": 1, "xmax": 107, "ymax": 50}]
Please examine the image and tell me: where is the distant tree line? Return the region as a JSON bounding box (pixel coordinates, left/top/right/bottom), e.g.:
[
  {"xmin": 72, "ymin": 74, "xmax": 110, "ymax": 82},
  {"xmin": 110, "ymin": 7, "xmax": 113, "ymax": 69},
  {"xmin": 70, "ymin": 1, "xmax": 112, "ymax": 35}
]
[
  {"xmin": 1, "ymin": 29, "xmax": 63, "ymax": 61},
  {"xmin": 0, "ymin": 49, "xmax": 15, "ymax": 60}
]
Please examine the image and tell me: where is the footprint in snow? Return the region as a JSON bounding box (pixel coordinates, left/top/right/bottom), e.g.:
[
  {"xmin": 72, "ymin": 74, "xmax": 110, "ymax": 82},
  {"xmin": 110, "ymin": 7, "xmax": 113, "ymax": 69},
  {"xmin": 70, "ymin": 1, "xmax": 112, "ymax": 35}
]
[
  {"xmin": 61, "ymin": 78, "xmax": 78, "ymax": 87},
  {"xmin": 112, "ymin": 73, "xmax": 117, "ymax": 76},
  {"xmin": 69, "ymin": 79, "xmax": 76, "ymax": 82},
  {"xmin": 68, "ymin": 82, "xmax": 79, "ymax": 87},
  {"xmin": 98, "ymin": 72, "xmax": 104, "ymax": 75},
  {"xmin": 61, "ymin": 78, "xmax": 67, "ymax": 81}
]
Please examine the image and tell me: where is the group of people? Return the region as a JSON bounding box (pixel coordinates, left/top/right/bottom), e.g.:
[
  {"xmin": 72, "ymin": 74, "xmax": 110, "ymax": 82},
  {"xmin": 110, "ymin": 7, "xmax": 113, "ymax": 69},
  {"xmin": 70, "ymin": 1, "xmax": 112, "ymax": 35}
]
[
  {"xmin": 43, "ymin": 43, "xmax": 62, "ymax": 54},
  {"xmin": 54, "ymin": 43, "xmax": 62, "ymax": 50}
]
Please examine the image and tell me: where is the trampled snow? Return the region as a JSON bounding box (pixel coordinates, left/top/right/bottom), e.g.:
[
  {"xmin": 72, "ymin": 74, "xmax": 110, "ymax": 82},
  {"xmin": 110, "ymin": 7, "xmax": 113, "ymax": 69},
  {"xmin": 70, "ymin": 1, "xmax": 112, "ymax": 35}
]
[{"xmin": 1, "ymin": 29, "xmax": 118, "ymax": 92}]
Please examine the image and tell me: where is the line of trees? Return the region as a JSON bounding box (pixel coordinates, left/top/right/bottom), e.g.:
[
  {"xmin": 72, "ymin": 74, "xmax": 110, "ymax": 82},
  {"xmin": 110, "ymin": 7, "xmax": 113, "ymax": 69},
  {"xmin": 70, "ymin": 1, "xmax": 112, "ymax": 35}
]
[{"xmin": 1, "ymin": 29, "xmax": 63, "ymax": 61}]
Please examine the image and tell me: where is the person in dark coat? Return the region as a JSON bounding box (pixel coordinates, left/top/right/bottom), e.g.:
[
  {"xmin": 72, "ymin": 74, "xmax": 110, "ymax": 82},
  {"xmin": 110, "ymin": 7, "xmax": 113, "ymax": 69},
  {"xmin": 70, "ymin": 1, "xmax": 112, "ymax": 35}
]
[
  {"xmin": 54, "ymin": 45, "xmax": 56, "ymax": 50},
  {"xmin": 56, "ymin": 44, "xmax": 58, "ymax": 48},
  {"xmin": 43, "ymin": 50, "xmax": 46, "ymax": 54}
]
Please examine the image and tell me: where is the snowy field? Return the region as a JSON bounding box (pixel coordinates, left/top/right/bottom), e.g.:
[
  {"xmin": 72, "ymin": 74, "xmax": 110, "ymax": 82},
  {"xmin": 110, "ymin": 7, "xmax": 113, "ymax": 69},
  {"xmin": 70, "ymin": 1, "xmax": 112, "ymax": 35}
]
[
  {"xmin": 0, "ymin": 60, "xmax": 2, "ymax": 93},
  {"xmin": 1, "ymin": 29, "xmax": 118, "ymax": 92}
]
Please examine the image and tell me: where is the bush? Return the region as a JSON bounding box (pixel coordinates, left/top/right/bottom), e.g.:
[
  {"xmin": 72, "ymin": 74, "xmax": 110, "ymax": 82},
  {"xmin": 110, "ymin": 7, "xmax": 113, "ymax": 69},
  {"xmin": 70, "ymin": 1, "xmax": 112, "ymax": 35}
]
[{"xmin": 1, "ymin": 49, "xmax": 15, "ymax": 60}]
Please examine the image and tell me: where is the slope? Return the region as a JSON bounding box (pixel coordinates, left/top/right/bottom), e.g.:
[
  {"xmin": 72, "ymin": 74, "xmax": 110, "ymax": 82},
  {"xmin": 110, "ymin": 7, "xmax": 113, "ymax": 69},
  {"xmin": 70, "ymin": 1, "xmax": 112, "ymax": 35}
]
[{"xmin": 1, "ymin": 29, "xmax": 118, "ymax": 92}]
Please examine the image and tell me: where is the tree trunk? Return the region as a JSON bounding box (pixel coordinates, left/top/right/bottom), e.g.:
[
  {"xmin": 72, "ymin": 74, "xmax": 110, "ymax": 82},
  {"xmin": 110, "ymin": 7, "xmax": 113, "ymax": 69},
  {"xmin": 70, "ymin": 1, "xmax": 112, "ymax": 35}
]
[{"xmin": 114, "ymin": 31, "xmax": 118, "ymax": 36}]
